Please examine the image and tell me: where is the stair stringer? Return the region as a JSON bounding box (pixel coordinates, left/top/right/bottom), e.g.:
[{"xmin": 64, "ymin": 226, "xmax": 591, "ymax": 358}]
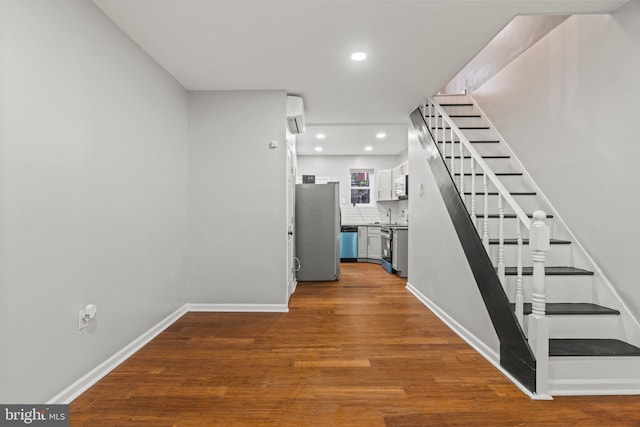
[
  {"xmin": 409, "ymin": 107, "xmax": 538, "ymax": 394},
  {"xmin": 461, "ymin": 93, "xmax": 640, "ymax": 352}
]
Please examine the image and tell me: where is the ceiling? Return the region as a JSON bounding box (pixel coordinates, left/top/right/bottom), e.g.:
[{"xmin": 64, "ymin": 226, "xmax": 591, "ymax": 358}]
[{"xmin": 92, "ymin": 0, "xmax": 626, "ymax": 155}]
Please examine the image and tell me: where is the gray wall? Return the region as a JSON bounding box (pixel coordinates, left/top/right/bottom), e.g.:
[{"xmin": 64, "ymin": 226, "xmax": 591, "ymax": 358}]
[
  {"xmin": 0, "ymin": 0, "xmax": 189, "ymax": 402},
  {"xmin": 472, "ymin": 1, "xmax": 640, "ymax": 321},
  {"xmin": 188, "ymin": 91, "xmax": 288, "ymax": 305},
  {"xmin": 407, "ymin": 126, "xmax": 500, "ymax": 358}
]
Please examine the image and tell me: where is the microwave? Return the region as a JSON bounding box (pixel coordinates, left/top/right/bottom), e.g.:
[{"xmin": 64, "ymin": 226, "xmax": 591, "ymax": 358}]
[{"xmin": 394, "ymin": 175, "xmax": 408, "ymax": 199}]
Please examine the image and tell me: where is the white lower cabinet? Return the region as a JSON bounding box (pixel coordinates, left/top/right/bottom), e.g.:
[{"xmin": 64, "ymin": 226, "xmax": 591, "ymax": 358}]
[
  {"xmin": 367, "ymin": 227, "xmax": 381, "ymax": 260},
  {"xmin": 358, "ymin": 226, "xmax": 368, "ymax": 259}
]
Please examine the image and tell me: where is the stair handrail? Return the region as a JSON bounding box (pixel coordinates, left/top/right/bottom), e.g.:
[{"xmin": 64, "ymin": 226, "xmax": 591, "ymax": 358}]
[{"xmin": 423, "ymin": 96, "xmax": 551, "ymax": 397}]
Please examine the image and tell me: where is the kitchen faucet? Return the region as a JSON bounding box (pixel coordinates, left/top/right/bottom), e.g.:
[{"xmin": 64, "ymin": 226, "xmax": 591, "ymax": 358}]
[{"xmin": 386, "ymin": 208, "xmax": 392, "ymax": 224}]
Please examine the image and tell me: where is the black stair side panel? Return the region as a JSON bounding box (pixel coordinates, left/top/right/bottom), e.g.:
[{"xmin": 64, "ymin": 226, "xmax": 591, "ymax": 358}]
[{"xmin": 410, "ymin": 108, "xmax": 536, "ymax": 393}]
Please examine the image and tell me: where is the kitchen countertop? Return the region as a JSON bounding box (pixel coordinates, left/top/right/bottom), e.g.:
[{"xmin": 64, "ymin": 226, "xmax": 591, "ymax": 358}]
[{"xmin": 342, "ymin": 223, "xmax": 408, "ymax": 228}]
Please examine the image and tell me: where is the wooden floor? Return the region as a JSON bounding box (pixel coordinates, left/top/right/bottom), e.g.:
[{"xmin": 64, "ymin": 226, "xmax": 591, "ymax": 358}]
[{"xmin": 71, "ymin": 263, "xmax": 640, "ymax": 426}]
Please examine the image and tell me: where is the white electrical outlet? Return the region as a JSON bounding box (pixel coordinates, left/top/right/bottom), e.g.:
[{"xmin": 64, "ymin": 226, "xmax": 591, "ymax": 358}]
[{"xmin": 78, "ymin": 304, "xmax": 97, "ymax": 330}]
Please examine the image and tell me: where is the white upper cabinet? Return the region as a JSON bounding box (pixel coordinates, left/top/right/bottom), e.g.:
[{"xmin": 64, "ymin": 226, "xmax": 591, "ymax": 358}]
[{"xmin": 376, "ymin": 169, "xmax": 393, "ymax": 201}]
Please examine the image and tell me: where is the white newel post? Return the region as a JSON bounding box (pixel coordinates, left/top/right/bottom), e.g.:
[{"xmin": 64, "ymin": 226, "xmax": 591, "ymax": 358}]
[
  {"xmin": 515, "ymin": 220, "xmax": 524, "ymax": 326},
  {"xmin": 527, "ymin": 210, "xmax": 550, "ymax": 396}
]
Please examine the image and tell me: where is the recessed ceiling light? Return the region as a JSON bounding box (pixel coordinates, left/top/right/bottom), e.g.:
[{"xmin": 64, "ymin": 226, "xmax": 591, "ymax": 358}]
[
  {"xmin": 351, "ymin": 52, "xmax": 367, "ymax": 61},
  {"xmin": 364, "ymin": 146, "xmax": 373, "ymax": 151},
  {"xmin": 314, "ymin": 146, "xmax": 323, "ymax": 152},
  {"xmin": 316, "ymin": 133, "xmax": 326, "ymax": 140},
  {"xmin": 376, "ymin": 132, "xmax": 386, "ymax": 139}
]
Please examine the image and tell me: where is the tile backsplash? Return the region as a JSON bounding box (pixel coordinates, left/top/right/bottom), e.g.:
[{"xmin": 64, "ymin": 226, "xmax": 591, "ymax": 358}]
[
  {"xmin": 340, "ymin": 205, "xmax": 380, "ymax": 225},
  {"xmin": 340, "ymin": 200, "xmax": 409, "ymax": 225}
]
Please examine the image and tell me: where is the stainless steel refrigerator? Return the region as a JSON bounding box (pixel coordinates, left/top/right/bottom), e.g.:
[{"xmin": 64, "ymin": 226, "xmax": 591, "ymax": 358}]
[{"xmin": 295, "ymin": 182, "xmax": 340, "ymax": 281}]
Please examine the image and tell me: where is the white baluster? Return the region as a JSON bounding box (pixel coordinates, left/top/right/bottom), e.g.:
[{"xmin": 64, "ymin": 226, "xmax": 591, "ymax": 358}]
[
  {"xmin": 482, "ymin": 173, "xmax": 489, "ymax": 251},
  {"xmin": 450, "ymin": 127, "xmax": 455, "ymax": 179},
  {"xmin": 528, "ymin": 210, "xmax": 550, "ymax": 397},
  {"xmin": 498, "ymin": 195, "xmax": 505, "ymax": 285},
  {"xmin": 470, "ymin": 157, "xmax": 476, "ymax": 227},
  {"xmin": 428, "ymin": 102, "xmax": 432, "ymax": 132},
  {"xmin": 459, "ymin": 138, "xmax": 465, "ymax": 200},
  {"xmin": 437, "ymin": 113, "xmax": 442, "ymax": 156},
  {"xmin": 515, "ymin": 220, "xmax": 524, "ymax": 327}
]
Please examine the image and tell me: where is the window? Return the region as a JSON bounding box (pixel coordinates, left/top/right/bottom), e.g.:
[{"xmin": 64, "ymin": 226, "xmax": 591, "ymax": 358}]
[{"xmin": 350, "ymin": 169, "xmax": 372, "ymax": 204}]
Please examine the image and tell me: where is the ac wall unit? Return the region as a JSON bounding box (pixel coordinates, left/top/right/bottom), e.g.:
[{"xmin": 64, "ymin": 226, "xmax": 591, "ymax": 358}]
[{"xmin": 286, "ymin": 95, "xmax": 305, "ymax": 134}]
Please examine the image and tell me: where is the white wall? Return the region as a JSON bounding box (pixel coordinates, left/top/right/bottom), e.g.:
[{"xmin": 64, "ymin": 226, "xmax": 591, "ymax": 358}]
[
  {"xmin": 0, "ymin": 0, "xmax": 189, "ymax": 403},
  {"xmin": 441, "ymin": 15, "xmax": 568, "ymax": 95},
  {"xmin": 472, "ymin": 1, "xmax": 640, "ymax": 320},
  {"xmin": 407, "ymin": 127, "xmax": 499, "ymax": 357},
  {"xmin": 188, "ymin": 91, "xmax": 288, "ymax": 305},
  {"xmin": 397, "ymin": 149, "xmax": 409, "ymax": 165}
]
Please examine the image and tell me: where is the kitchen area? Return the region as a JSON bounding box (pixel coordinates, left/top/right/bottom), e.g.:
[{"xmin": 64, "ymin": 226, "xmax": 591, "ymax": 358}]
[{"xmin": 294, "ymin": 151, "xmax": 409, "ymax": 281}]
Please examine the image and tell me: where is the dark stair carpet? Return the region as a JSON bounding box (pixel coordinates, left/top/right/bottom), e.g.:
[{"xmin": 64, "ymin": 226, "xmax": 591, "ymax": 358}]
[
  {"xmin": 489, "ymin": 238, "xmax": 571, "ymax": 245},
  {"xmin": 455, "ymin": 172, "xmax": 523, "ymax": 176},
  {"xmin": 432, "ymin": 126, "xmax": 490, "ymax": 130},
  {"xmin": 549, "ymin": 339, "xmax": 640, "ymax": 357},
  {"xmin": 503, "ymin": 266, "xmax": 594, "ymax": 276},
  {"xmin": 475, "ymin": 213, "xmax": 554, "ymax": 219},
  {"xmin": 438, "ymin": 139, "xmax": 499, "ymax": 143},
  {"xmin": 445, "ymin": 155, "xmax": 509, "ymax": 159},
  {"xmin": 510, "ymin": 302, "xmax": 619, "ymax": 316},
  {"xmin": 463, "ymin": 191, "xmax": 536, "ymax": 196}
]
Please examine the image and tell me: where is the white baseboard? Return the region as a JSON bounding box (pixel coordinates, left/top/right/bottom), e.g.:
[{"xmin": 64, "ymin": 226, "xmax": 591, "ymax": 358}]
[
  {"xmin": 550, "ymin": 378, "xmax": 640, "ymax": 395},
  {"xmin": 405, "ymin": 282, "xmax": 548, "ymax": 400},
  {"xmin": 48, "ymin": 302, "xmax": 289, "ymax": 404},
  {"xmin": 186, "ymin": 303, "xmax": 289, "ymax": 312},
  {"xmin": 47, "ymin": 304, "xmax": 189, "ymax": 404}
]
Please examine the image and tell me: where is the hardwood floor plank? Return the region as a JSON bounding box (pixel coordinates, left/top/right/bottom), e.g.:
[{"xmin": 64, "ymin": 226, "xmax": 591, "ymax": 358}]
[{"xmin": 70, "ymin": 263, "xmax": 640, "ymax": 426}]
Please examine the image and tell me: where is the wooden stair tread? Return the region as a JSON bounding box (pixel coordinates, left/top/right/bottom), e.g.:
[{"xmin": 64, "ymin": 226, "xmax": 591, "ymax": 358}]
[
  {"xmin": 448, "ymin": 114, "xmax": 481, "ymax": 118},
  {"xmin": 549, "ymin": 339, "xmax": 640, "ymax": 357},
  {"xmin": 510, "ymin": 302, "xmax": 620, "ymax": 316},
  {"xmin": 489, "ymin": 238, "xmax": 571, "ymax": 245},
  {"xmin": 436, "ymin": 103, "xmax": 473, "ymax": 107},
  {"xmin": 503, "ymin": 266, "xmax": 594, "ymax": 276}
]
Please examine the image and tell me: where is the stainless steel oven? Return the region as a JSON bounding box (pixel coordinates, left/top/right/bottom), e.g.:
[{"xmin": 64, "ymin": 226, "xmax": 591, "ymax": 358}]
[{"xmin": 380, "ymin": 227, "xmax": 393, "ymax": 273}]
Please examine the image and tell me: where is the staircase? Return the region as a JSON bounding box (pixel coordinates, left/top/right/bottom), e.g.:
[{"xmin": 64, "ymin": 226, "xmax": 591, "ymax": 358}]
[{"xmin": 419, "ymin": 94, "xmax": 640, "ymax": 397}]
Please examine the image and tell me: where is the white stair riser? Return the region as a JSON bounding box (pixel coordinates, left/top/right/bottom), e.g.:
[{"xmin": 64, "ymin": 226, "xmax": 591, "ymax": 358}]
[
  {"xmin": 449, "ymin": 158, "xmax": 518, "ymax": 174},
  {"xmin": 522, "ymin": 315, "xmax": 623, "ymax": 340},
  {"xmin": 549, "ymin": 356, "xmax": 640, "ymax": 395},
  {"xmin": 489, "ymin": 243, "xmax": 573, "ymax": 267},
  {"xmin": 504, "ymin": 275, "xmax": 594, "ymax": 303},
  {"xmin": 437, "ymin": 116, "xmax": 484, "ymax": 127},
  {"xmin": 464, "ymin": 194, "xmax": 539, "ymax": 214},
  {"xmin": 434, "ymin": 94, "xmax": 471, "ymax": 104},
  {"xmin": 467, "ymin": 219, "xmax": 555, "ymax": 239},
  {"xmin": 434, "ymin": 128, "xmax": 500, "ymax": 141},
  {"xmin": 438, "ymin": 105, "xmax": 476, "ymax": 116},
  {"xmin": 438, "ymin": 141, "xmax": 507, "ymax": 158},
  {"xmin": 455, "ymin": 175, "xmax": 531, "ymax": 194}
]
